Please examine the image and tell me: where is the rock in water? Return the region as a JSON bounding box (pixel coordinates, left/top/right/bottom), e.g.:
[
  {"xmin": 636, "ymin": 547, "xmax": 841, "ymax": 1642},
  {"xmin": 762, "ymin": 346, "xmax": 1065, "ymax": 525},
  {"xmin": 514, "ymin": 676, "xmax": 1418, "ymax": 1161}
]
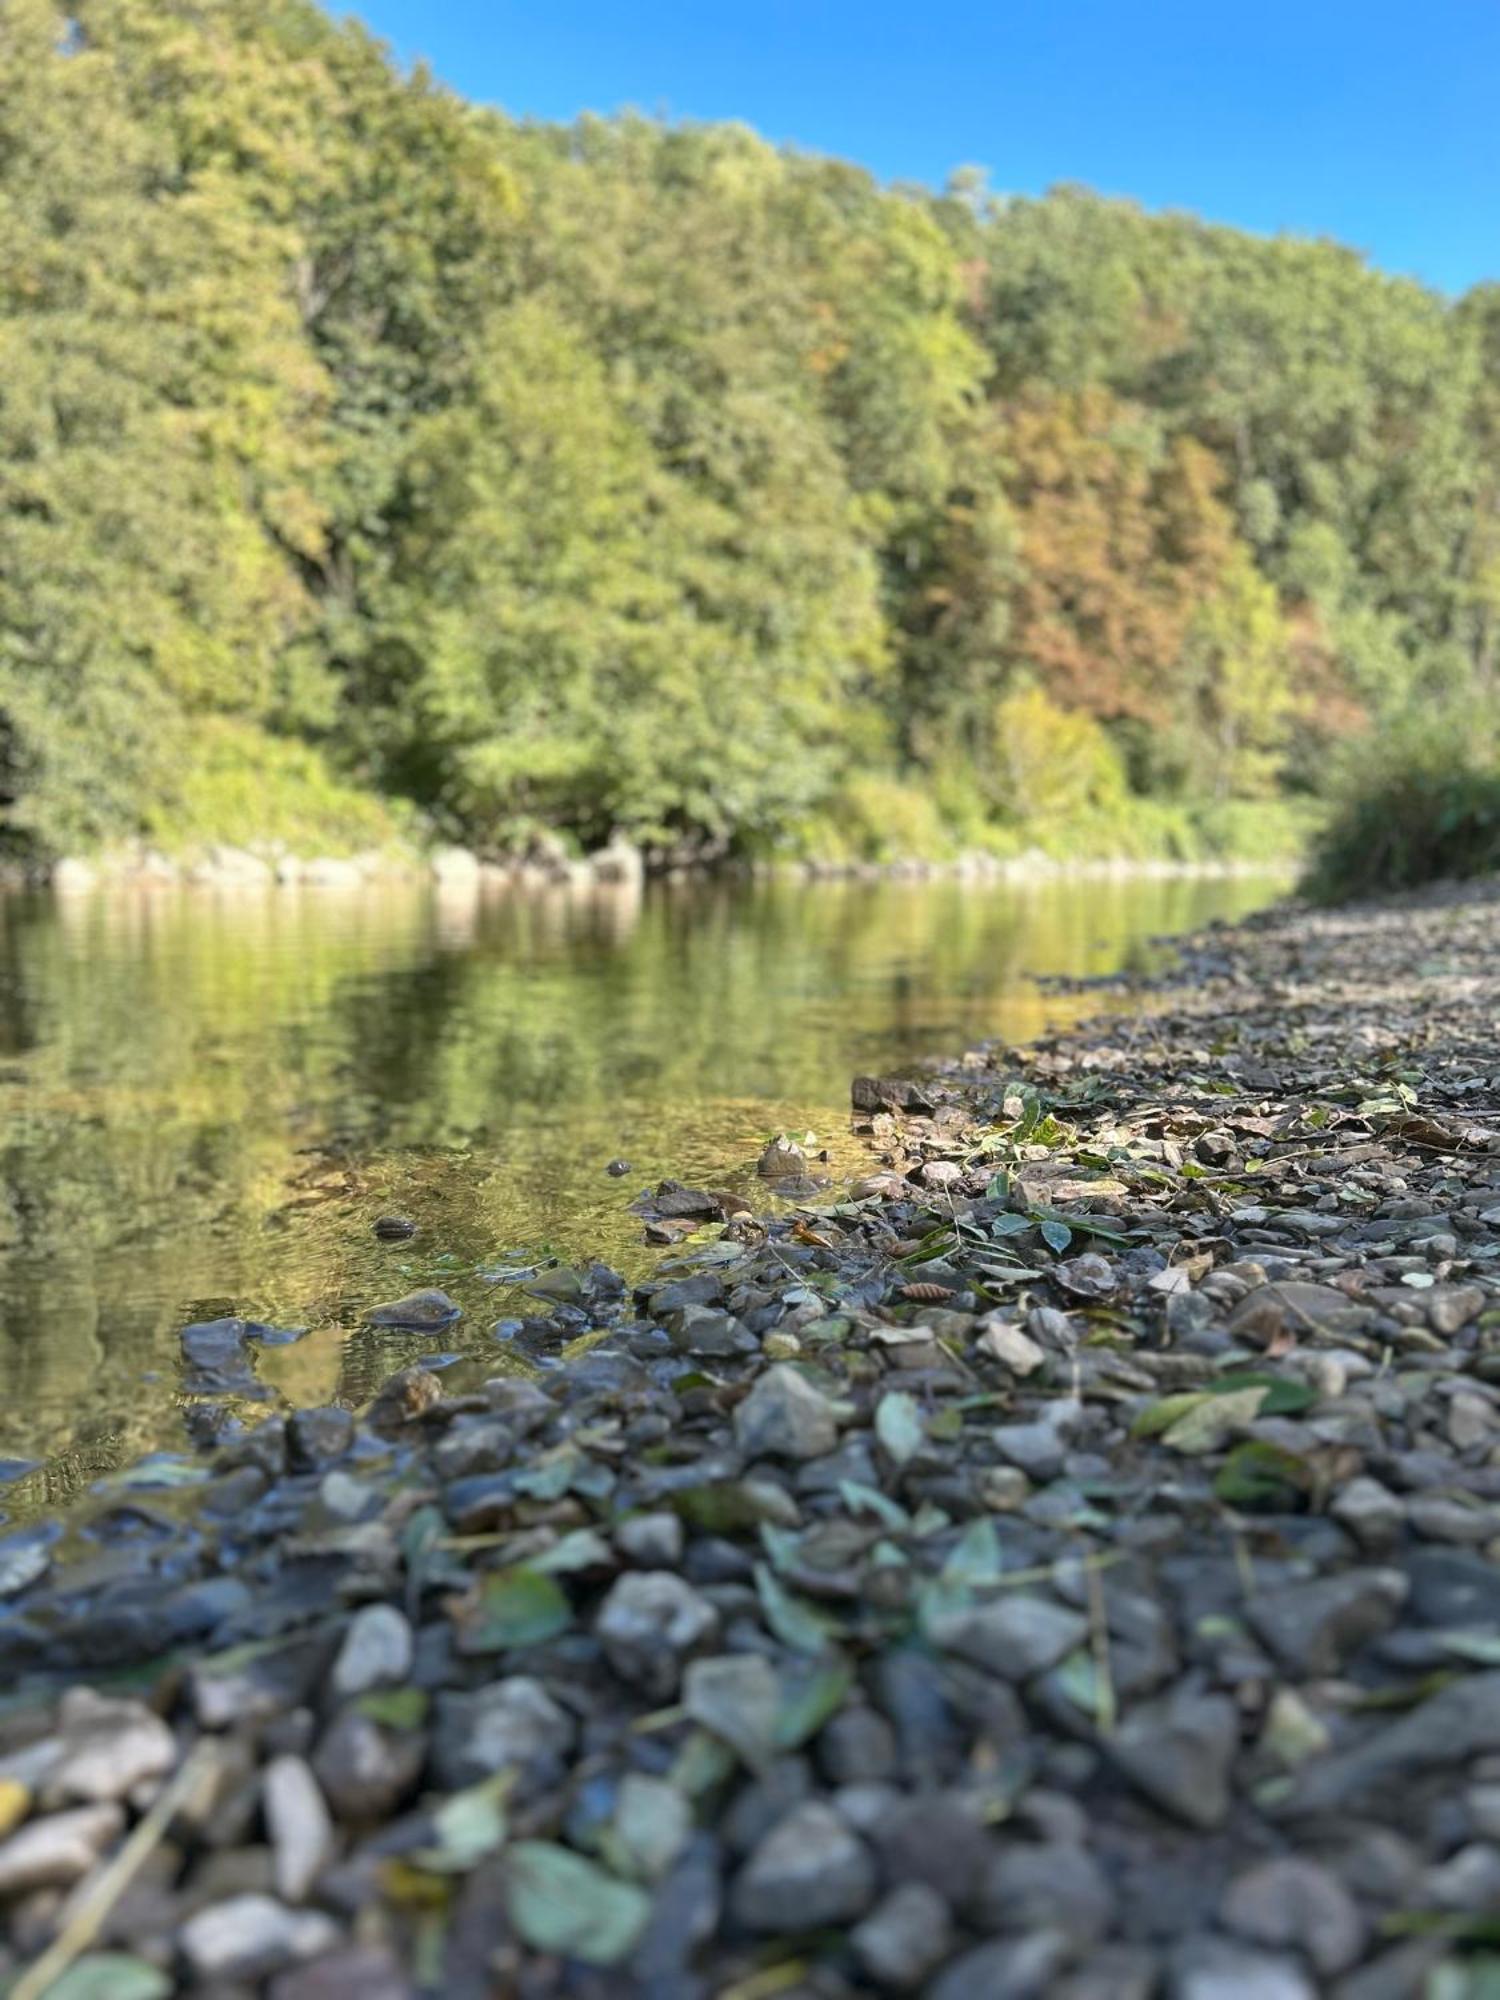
[{"xmin": 365, "ymin": 1288, "xmax": 462, "ymax": 1330}]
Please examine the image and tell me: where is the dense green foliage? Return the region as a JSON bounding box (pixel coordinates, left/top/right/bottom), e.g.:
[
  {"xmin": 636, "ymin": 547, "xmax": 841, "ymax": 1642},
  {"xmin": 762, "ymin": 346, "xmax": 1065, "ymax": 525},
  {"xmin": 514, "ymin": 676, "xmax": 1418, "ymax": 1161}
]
[
  {"xmin": 1304, "ymin": 715, "xmax": 1500, "ymax": 900},
  {"xmin": 1, "ymin": 0, "xmax": 1495, "ymax": 863}
]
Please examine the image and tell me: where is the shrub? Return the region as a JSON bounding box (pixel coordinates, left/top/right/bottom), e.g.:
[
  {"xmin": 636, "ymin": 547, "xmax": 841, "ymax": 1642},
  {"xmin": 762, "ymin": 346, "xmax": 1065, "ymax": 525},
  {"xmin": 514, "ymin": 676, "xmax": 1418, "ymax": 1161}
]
[{"xmin": 1304, "ymin": 709, "xmax": 1500, "ymax": 900}]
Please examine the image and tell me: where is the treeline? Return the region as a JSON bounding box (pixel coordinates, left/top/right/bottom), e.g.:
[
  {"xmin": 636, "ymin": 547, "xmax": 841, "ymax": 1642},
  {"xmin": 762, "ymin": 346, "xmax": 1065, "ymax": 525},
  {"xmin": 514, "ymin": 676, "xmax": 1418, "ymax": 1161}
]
[{"xmin": 2, "ymin": 0, "xmax": 1497, "ymax": 866}]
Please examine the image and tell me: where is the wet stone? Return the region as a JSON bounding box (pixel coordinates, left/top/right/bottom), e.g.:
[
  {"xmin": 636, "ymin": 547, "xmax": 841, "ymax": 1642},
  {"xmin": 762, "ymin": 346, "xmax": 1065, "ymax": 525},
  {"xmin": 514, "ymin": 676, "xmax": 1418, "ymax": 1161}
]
[
  {"xmin": 285, "ymin": 1407, "xmax": 355, "ymax": 1471},
  {"xmin": 365, "ymin": 1289, "xmax": 462, "ymax": 1330}
]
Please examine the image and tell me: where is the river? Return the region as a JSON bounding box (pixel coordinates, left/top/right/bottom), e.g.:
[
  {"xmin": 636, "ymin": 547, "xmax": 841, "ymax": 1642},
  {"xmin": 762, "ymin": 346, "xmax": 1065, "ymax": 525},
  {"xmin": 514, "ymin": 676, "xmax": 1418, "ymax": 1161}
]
[{"xmin": 0, "ymin": 868, "xmax": 1285, "ymax": 1507}]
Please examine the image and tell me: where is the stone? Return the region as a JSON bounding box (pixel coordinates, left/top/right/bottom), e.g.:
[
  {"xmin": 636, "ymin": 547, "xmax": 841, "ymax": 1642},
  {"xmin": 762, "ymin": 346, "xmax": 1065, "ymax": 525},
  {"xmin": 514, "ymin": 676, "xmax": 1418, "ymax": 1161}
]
[
  {"xmin": 926, "ymin": 1934, "xmax": 1071, "ymax": 2000},
  {"xmin": 1330, "ymin": 1477, "xmax": 1405, "ymax": 1552},
  {"xmin": 870, "ymin": 1792, "xmax": 993, "ymax": 1906},
  {"xmin": 975, "ymin": 1840, "xmax": 1117, "ymax": 1943},
  {"xmin": 1108, "ymin": 1690, "xmax": 1240, "ymax": 1829},
  {"xmin": 178, "ymin": 1893, "xmax": 341, "ymax": 1981},
  {"xmin": 1428, "ymin": 1284, "xmax": 1487, "ymax": 1335},
  {"xmin": 1221, "ymin": 1856, "xmax": 1366, "ymax": 1975},
  {"xmin": 365, "ymin": 1289, "xmax": 462, "ymax": 1330},
  {"xmin": 1286, "ymin": 1671, "xmax": 1500, "ymax": 1815},
  {"xmin": 1248, "ymin": 1569, "xmax": 1408, "ymax": 1677},
  {"xmin": 1229, "ymin": 1282, "xmax": 1370, "ymax": 1344},
  {"xmin": 976, "ymin": 1319, "xmax": 1048, "ymax": 1376},
  {"xmin": 268, "ymin": 1946, "xmax": 414, "ymax": 2000},
  {"xmin": 757, "ymin": 1134, "xmax": 807, "ymax": 1178},
  {"xmin": 263, "ymin": 1756, "xmax": 335, "ymax": 1904},
  {"xmin": 932, "ymin": 1595, "xmax": 1089, "ymax": 1680},
  {"xmin": 285, "ymin": 1407, "xmax": 355, "ymax": 1471},
  {"xmin": 614, "ymin": 1511, "xmax": 685, "ymax": 1567},
  {"xmin": 46, "ymin": 1689, "xmax": 176, "ymax": 1805},
  {"xmin": 596, "ymin": 1571, "xmax": 719, "ymax": 1700},
  {"xmin": 432, "ymin": 1677, "xmax": 574, "ymax": 1791},
  {"xmin": 0, "ymin": 1802, "xmax": 123, "ymax": 1895},
  {"xmin": 1169, "ymin": 1937, "xmax": 1315, "ymax": 2000},
  {"xmin": 818, "ymin": 1704, "xmax": 898, "ymax": 1786},
  {"xmin": 734, "ymin": 1365, "xmax": 840, "ymax": 1461},
  {"xmin": 1053, "ymin": 1945, "xmax": 1162, "ymax": 2000},
  {"xmin": 311, "ymin": 1713, "xmax": 423, "ymax": 1823},
  {"xmin": 730, "ymin": 1801, "xmax": 877, "ymax": 1931},
  {"xmin": 850, "ymin": 1881, "xmax": 954, "ymax": 1990},
  {"xmin": 330, "ymin": 1605, "xmax": 414, "ymax": 1699}
]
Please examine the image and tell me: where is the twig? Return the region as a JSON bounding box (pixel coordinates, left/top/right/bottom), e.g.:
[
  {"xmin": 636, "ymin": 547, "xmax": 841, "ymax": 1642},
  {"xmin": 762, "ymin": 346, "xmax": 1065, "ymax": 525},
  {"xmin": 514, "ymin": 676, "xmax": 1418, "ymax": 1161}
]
[{"xmin": 12, "ymin": 1739, "xmax": 217, "ymax": 2000}]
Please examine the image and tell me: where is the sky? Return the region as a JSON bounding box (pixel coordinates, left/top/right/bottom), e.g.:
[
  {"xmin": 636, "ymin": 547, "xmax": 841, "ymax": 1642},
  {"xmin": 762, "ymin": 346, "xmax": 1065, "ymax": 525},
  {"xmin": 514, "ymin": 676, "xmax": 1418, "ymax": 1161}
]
[{"xmin": 342, "ymin": 0, "xmax": 1497, "ymax": 296}]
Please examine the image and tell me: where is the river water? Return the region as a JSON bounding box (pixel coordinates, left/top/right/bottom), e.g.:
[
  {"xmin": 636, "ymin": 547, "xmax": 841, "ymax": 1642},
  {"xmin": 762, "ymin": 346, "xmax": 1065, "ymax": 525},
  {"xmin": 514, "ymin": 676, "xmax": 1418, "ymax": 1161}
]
[{"xmin": 0, "ymin": 869, "xmax": 1284, "ymax": 1506}]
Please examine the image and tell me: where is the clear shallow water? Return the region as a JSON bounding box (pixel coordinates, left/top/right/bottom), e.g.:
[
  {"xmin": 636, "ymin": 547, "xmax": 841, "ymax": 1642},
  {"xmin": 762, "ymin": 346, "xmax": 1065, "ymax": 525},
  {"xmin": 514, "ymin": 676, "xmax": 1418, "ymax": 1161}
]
[{"xmin": 0, "ymin": 870, "xmax": 1283, "ymax": 1506}]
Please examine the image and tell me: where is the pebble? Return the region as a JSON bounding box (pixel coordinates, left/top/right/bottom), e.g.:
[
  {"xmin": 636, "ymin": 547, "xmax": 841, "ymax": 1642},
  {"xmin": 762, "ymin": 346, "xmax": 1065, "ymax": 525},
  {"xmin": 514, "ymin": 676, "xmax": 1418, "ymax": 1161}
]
[
  {"xmin": 263, "ymin": 1755, "xmax": 336, "ymax": 1903},
  {"xmin": 730, "ymin": 1801, "xmax": 877, "ymax": 1930},
  {"xmin": 733, "ymin": 1365, "xmax": 840, "ymax": 1460},
  {"xmin": 1220, "ymin": 1856, "xmax": 1366, "ymax": 1974},
  {"xmin": 330, "ymin": 1605, "xmax": 414, "ymax": 1698},
  {"xmin": 178, "ymin": 1892, "xmax": 341, "ymax": 1981},
  {"xmin": 851, "ymin": 1881, "xmax": 955, "ymax": 1989},
  {"xmin": 0, "ymin": 1801, "xmax": 123, "ymax": 1895},
  {"xmin": 595, "ymin": 1570, "xmax": 719, "ymax": 1698},
  {"xmin": 931, "ymin": 1594, "xmax": 1089, "ymax": 1679},
  {"xmin": 45, "ymin": 1689, "xmax": 177, "ymax": 1805}
]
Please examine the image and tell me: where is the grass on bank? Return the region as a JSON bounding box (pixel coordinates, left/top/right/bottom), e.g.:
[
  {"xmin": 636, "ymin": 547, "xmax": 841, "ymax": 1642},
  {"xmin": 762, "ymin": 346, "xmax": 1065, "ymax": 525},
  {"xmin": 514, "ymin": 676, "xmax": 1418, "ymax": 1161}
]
[{"xmin": 1303, "ymin": 712, "xmax": 1500, "ymax": 902}]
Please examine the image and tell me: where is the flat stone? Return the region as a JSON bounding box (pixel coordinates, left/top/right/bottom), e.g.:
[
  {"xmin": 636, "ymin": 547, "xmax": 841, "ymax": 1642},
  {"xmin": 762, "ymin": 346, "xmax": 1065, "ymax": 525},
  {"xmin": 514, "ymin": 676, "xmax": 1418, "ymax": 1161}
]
[
  {"xmin": 432, "ymin": 1677, "xmax": 574, "ymax": 1791},
  {"xmin": 0, "ymin": 1802, "xmax": 123, "ymax": 1895},
  {"xmin": 595, "ymin": 1571, "xmax": 719, "ymax": 1699},
  {"xmin": 331, "ymin": 1605, "xmax": 414, "ymax": 1698},
  {"xmin": 285, "ymin": 1407, "xmax": 355, "ymax": 1470},
  {"xmin": 46, "ymin": 1689, "xmax": 176, "ymax": 1805},
  {"xmin": 268, "ymin": 1945, "xmax": 413, "ymax": 2000},
  {"xmin": 365, "ymin": 1289, "xmax": 462, "ymax": 1330},
  {"xmin": 1330, "ymin": 1477, "xmax": 1405, "ymax": 1552},
  {"xmin": 926, "ymin": 1934, "xmax": 1071, "ymax": 2000},
  {"xmin": 263, "ymin": 1755, "xmax": 335, "ymax": 1903},
  {"xmin": 1108, "ymin": 1690, "xmax": 1240, "ymax": 1829},
  {"xmin": 1169, "ymin": 1937, "xmax": 1315, "ymax": 2000},
  {"xmin": 975, "ymin": 1840, "xmax": 1117, "ymax": 1943},
  {"xmin": 730, "ymin": 1800, "xmax": 877, "ymax": 1931},
  {"xmin": 178, "ymin": 1893, "xmax": 341, "ymax": 1981},
  {"xmin": 850, "ymin": 1881, "xmax": 954, "ymax": 1990},
  {"xmin": 931, "ymin": 1595, "xmax": 1089, "ymax": 1680},
  {"xmin": 311, "ymin": 1713, "xmax": 424, "ymax": 1823},
  {"xmin": 734, "ymin": 1365, "xmax": 840, "ymax": 1461},
  {"xmin": 1427, "ymin": 1284, "xmax": 1487, "ymax": 1334},
  {"xmin": 1229, "ymin": 1282, "xmax": 1370, "ymax": 1344},
  {"xmin": 1248, "ymin": 1569, "xmax": 1408, "ymax": 1677},
  {"xmin": 1221, "ymin": 1856, "xmax": 1366, "ymax": 1974}
]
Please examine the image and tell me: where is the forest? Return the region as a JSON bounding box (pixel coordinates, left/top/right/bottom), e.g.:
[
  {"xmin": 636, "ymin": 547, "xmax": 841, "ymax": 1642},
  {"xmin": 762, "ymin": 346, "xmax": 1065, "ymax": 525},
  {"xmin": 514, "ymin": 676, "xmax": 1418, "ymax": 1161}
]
[{"xmin": 2, "ymin": 0, "xmax": 1498, "ymax": 870}]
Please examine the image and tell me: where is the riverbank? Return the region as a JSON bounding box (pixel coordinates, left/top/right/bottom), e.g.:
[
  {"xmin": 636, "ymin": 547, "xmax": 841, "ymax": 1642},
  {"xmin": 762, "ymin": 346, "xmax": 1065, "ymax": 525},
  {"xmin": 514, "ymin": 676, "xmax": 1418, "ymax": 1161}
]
[
  {"xmin": 2, "ymin": 879, "xmax": 1499, "ymax": 1995},
  {"xmin": 19, "ymin": 840, "xmax": 1294, "ymax": 899}
]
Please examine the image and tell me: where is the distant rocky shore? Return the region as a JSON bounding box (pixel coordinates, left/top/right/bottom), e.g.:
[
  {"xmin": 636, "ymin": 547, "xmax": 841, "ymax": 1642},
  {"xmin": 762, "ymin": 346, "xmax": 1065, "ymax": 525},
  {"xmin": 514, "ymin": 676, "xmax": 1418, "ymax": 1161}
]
[
  {"xmin": 24, "ymin": 838, "xmax": 1287, "ymax": 898},
  {"xmin": 3, "ymin": 879, "xmax": 1497, "ymax": 1997}
]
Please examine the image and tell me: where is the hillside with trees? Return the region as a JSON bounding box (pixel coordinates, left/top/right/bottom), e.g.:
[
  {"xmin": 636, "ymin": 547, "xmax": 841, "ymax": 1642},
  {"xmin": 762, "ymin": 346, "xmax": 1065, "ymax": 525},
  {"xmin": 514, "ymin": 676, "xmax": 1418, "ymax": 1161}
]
[{"xmin": 3, "ymin": 0, "xmax": 1496, "ymax": 868}]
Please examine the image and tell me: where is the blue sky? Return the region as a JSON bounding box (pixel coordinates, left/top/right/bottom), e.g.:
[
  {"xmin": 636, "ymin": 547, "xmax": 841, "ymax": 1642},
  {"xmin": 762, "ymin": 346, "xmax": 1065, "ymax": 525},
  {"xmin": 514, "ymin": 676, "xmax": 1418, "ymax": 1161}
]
[{"xmin": 343, "ymin": 1, "xmax": 1497, "ymax": 295}]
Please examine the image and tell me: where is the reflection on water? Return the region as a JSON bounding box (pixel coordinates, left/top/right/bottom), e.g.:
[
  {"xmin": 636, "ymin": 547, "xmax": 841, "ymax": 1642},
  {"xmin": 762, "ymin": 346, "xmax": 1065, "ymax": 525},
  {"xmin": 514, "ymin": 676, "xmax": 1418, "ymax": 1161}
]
[{"xmin": 0, "ymin": 869, "xmax": 1284, "ymax": 1501}]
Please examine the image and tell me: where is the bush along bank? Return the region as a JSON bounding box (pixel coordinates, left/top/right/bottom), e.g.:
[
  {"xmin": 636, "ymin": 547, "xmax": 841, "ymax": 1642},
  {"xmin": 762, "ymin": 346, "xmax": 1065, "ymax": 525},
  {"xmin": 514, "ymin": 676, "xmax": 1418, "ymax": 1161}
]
[{"xmin": 2, "ymin": 880, "xmax": 1500, "ymax": 1992}]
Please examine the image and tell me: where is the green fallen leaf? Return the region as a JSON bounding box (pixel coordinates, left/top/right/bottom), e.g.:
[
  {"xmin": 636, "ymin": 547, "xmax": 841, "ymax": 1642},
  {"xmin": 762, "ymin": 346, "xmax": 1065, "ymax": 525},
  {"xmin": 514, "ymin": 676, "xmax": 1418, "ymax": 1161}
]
[
  {"xmin": 458, "ymin": 1565, "xmax": 572, "ymax": 1653},
  {"xmin": 1213, "ymin": 1440, "xmax": 1315, "ymax": 1508},
  {"xmin": 1161, "ymin": 1385, "xmax": 1267, "ymax": 1455},
  {"xmin": 505, "ymin": 1841, "xmax": 651, "ymax": 1965},
  {"xmin": 1038, "ymin": 1217, "xmax": 1072, "ymax": 1254},
  {"xmin": 415, "ymin": 1771, "xmax": 512, "ymax": 1873},
  {"xmin": 355, "ymin": 1687, "xmax": 429, "ymax": 1731},
  {"xmin": 40, "ymin": 1955, "xmax": 174, "ymax": 2000},
  {"xmin": 875, "ymin": 1390, "xmax": 925, "ymax": 1467},
  {"xmin": 755, "ymin": 1563, "xmax": 840, "ymax": 1656},
  {"xmin": 773, "ymin": 1656, "xmax": 854, "ymax": 1750}
]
